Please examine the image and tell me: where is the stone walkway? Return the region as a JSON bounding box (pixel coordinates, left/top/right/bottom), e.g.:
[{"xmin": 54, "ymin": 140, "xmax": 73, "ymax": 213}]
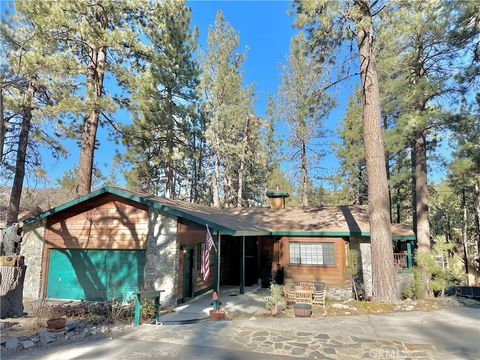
[{"xmin": 127, "ymin": 323, "xmax": 458, "ymax": 360}]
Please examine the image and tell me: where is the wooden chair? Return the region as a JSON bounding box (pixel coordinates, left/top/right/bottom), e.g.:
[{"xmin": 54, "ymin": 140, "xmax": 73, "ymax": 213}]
[
  {"xmin": 312, "ymin": 283, "xmax": 326, "ymax": 307},
  {"xmin": 295, "ymin": 289, "xmax": 313, "ymax": 304},
  {"xmin": 284, "ymin": 285, "xmax": 296, "ymax": 305},
  {"xmin": 299, "ymin": 282, "xmax": 314, "ymax": 290}
]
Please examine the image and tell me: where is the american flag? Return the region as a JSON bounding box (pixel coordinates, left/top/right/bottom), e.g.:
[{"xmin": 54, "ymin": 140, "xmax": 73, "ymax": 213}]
[{"xmin": 201, "ymin": 225, "xmax": 214, "ymax": 282}]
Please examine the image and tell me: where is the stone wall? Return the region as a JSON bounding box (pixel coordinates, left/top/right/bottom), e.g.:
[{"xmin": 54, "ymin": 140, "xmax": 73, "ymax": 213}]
[
  {"xmin": 350, "ymin": 237, "xmax": 373, "ymax": 297},
  {"xmin": 396, "ymin": 272, "xmax": 414, "ymax": 294},
  {"xmin": 20, "ymin": 220, "xmax": 46, "ymax": 299},
  {"xmin": 144, "ymin": 209, "xmax": 178, "ymax": 307}
]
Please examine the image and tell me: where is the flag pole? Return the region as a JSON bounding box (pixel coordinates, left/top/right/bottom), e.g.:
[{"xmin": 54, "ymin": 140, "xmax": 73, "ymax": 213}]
[{"xmin": 217, "ymin": 231, "xmax": 221, "ymax": 297}]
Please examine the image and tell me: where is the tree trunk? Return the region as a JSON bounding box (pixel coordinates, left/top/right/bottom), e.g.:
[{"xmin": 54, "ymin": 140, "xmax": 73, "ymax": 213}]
[
  {"xmin": 237, "ymin": 116, "xmax": 251, "ymax": 207},
  {"xmin": 414, "ymin": 131, "xmax": 432, "ymax": 297},
  {"xmin": 383, "ymin": 116, "xmax": 392, "ymax": 222},
  {"xmin": 0, "ymin": 87, "xmax": 5, "ymax": 164},
  {"xmin": 0, "ymin": 264, "xmax": 26, "ymax": 319},
  {"xmin": 301, "ymin": 138, "xmax": 308, "ymax": 207},
  {"xmin": 355, "ymin": 0, "xmax": 398, "ymax": 302},
  {"xmin": 6, "ymin": 88, "xmax": 32, "ymax": 226},
  {"xmin": 473, "ymin": 181, "xmax": 480, "ymax": 261},
  {"xmin": 76, "ymin": 9, "xmax": 107, "ymax": 197},
  {"xmin": 165, "ymin": 89, "xmax": 175, "ymax": 199},
  {"xmin": 213, "ymin": 152, "xmax": 221, "ymax": 207},
  {"xmin": 411, "ymin": 147, "xmax": 417, "ymax": 235},
  {"xmin": 462, "ymin": 186, "xmax": 469, "ymax": 278}
]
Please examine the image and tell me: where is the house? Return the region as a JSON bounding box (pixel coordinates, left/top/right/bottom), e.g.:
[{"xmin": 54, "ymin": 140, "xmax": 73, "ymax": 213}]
[{"xmin": 20, "ymin": 186, "xmax": 415, "ymax": 306}]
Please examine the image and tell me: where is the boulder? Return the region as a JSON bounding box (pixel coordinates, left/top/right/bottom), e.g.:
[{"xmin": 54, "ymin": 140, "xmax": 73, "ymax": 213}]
[
  {"xmin": 5, "ymin": 337, "xmax": 18, "ymax": 351},
  {"xmin": 22, "ymin": 340, "xmax": 34, "ymax": 349}
]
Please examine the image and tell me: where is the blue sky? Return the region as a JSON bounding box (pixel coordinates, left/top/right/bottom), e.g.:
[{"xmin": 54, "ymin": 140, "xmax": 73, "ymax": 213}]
[{"xmin": 33, "ymin": 0, "xmax": 448, "ymax": 190}]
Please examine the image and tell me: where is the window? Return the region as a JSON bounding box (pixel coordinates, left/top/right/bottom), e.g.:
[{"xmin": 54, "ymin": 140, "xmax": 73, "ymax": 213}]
[{"xmin": 289, "ymin": 242, "xmax": 335, "ymax": 266}]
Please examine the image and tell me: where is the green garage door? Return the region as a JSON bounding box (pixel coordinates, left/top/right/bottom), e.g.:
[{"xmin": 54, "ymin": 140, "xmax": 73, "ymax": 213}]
[{"xmin": 47, "ymin": 249, "xmax": 145, "ymax": 301}]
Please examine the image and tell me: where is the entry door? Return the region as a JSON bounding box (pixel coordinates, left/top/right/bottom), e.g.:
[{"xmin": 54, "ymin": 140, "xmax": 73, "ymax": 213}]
[{"xmin": 183, "ymin": 248, "xmax": 195, "ymax": 298}]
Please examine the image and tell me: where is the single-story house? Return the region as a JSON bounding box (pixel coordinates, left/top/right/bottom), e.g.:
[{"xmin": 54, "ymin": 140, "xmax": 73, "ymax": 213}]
[{"xmin": 20, "ymin": 186, "xmax": 415, "ymax": 306}]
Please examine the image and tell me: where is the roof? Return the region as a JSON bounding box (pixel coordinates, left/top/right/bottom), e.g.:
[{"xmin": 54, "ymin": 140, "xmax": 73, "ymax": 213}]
[
  {"xmin": 0, "ymin": 206, "xmax": 43, "ymax": 228},
  {"xmin": 23, "ymin": 186, "xmax": 415, "ymax": 240}
]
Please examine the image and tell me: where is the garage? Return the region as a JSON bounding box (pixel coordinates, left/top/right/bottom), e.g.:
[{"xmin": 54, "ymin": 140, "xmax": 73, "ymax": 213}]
[{"xmin": 46, "ymin": 249, "xmax": 145, "ymax": 301}]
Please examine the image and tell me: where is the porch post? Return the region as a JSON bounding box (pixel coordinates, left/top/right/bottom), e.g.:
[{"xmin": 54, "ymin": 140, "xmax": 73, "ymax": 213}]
[
  {"xmin": 407, "ymin": 241, "xmax": 413, "ymax": 270},
  {"xmin": 240, "ymin": 236, "xmax": 245, "ymax": 294}
]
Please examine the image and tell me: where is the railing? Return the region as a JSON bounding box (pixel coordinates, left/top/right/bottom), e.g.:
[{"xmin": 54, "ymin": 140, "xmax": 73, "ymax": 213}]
[{"xmin": 393, "ymin": 252, "xmax": 409, "ymax": 271}]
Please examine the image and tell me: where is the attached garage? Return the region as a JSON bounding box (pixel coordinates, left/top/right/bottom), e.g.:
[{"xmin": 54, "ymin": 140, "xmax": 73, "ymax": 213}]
[
  {"xmin": 46, "ymin": 249, "xmax": 145, "ymax": 301},
  {"xmin": 41, "ymin": 193, "xmax": 151, "ymax": 301}
]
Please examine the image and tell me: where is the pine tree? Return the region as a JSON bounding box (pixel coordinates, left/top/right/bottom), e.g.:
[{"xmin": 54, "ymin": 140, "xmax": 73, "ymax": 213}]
[
  {"xmin": 1, "ymin": 1, "xmax": 73, "ymax": 225},
  {"xmin": 278, "ymin": 33, "xmax": 333, "ymax": 207},
  {"xmin": 199, "ymin": 10, "xmax": 255, "ymax": 207},
  {"xmin": 123, "ymin": 0, "xmax": 199, "ymax": 198},
  {"xmin": 294, "ymin": 0, "xmax": 399, "ymax": 301}
]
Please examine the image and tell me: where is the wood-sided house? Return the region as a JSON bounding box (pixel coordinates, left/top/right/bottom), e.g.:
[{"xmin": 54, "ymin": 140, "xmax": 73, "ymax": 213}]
[{"xmin": 21, "ymin": 186, "xmax": 415, "ymax": 306}]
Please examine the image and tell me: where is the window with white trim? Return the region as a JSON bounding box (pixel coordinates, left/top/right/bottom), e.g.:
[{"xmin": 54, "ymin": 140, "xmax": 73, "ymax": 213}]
[{"xmin": 289, "ymin": 242, "xmax": 335, "ymax": 265}]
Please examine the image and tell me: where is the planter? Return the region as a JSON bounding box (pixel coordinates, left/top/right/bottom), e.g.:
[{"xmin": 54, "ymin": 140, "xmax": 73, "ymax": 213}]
[
  {"xmin": 47, "ymin": 317, "xmax": 66, "ymax": 332},
  {"xmin": 209, "ymin": 310, "xmax": 226, "ymax": 321},
  {"xmin": 293, "ymin": 303, "xmax": 312, "ymax": 317}
]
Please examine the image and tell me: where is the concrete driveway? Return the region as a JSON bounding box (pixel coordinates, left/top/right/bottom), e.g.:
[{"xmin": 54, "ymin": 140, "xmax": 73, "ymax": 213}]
[{"xmin": 4, "ymin": 306, "xmax": 479, "ymax": 360}]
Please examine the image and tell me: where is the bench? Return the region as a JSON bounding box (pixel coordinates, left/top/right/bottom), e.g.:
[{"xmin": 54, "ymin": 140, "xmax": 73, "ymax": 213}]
[{"xmin": 133, "ymin": 290, "xmax": 165, "ymax": 326}]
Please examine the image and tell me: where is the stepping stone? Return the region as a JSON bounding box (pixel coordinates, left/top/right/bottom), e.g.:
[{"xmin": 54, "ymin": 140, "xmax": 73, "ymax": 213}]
[{"xmin": 291, "ymin": 347, "xmax": 306, "ymax": 356}]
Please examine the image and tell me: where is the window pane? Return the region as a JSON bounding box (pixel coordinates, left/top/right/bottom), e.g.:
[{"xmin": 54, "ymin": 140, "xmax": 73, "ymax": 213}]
[
  {"xmin": 289, "ymin": 242, "xmax": 336, "ymax": 265},
  {"xmin": 323, "ymin": 243, "xmax": 335, "ymax": 265},
  {"xmin": 289, "ymin": 243, "xmax": 301, "ymax": 264}
]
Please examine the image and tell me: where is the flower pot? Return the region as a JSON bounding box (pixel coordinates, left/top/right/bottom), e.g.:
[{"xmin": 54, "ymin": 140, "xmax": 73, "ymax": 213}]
[
  {"xmin": 293, "ymin": 303, "xmax": 312, "ymax": 317},
  {"xmin": 209, "ymin": 310, "xmax": 226, "ymax": 321},
  {"xmin": 47, "ymin": 317, "xmax": 66, "ymax": 332}
]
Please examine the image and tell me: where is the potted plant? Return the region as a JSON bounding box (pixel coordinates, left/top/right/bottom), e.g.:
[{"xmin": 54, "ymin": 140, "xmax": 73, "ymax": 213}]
[
  {"xmin": 47, "ymin": 317, "xmax": 66, "ymax": 332},
  {"xmin": 209, "ymin": 291, "xmax": 225, "ymax": 320},
  {"xmin": 293, "ymin": 303, "xmax": 312, "ymax": 317}
]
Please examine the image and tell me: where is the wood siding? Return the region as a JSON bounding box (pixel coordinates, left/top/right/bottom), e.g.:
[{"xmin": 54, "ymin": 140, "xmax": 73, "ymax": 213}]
[
  {"xmin": 279, "ymin": 236, "xmax": 347, "ymax": 288},
  {"xmin": 41, "ymin": 194, "xmax": 150, "ymax": 298},
  {"xmin": 177, "ymin": 219, "xmax": 213, "ymax": 301}
]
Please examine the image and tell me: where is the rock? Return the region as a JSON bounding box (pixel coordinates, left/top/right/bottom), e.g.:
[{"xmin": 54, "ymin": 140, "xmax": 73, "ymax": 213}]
[
  {"xmin": 459, "ymin": 298, "xmax": 480, "ymax": 306},
  {"xmin": 66, "ymin": 320, "xmax": 80, "ymax": 332},
  {"xmin": 5, "ymin": 338, "xmax": 19, "ymax": 351},
  {"xmin": 332, "ymin": 303, "xmax": 350, "ymax": 310},
  {"xmin": 22, "ymin": 340, "xmax": 34, "ymax": 349},
  {"xmin": 31, "ymin": 336, "xmax": 40, "ymax": 343},
  {"xmin": 39, "ymin": 328, "xmax": 64, "ymax": 344},
  {"xmin": 394, "ymin": 306, "xmax": 402, "ymax": 311},
  {"xmin": 345, "ymin": 312, "xmax": 351, "ymax": 315},
  {"xmin": 405, "ymin": 306, "xmax": 415, "ymax": 311}
]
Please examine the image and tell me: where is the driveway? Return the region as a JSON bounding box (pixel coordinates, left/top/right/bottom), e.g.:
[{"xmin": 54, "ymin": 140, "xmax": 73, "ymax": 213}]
[{"xmin": 4, "ymin": 307, "xmax": 479, "ymax": 360}]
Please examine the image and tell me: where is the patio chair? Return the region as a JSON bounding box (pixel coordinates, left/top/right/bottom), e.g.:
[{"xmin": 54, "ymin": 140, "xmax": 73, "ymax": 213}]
[
  {"xmin": 312, "ymin": 283, "xmax": 326, "ymax": 307},
  {"xmin": 284, "ymin": 285, "xmax": 296, "ymax": 305},
  {"xmin": 294, "ymin": 289, "xmax": 313, "ymax": 304},
  {"xmin": 299, "ymin": 282, "xmax": 314, "ymax": 290}
]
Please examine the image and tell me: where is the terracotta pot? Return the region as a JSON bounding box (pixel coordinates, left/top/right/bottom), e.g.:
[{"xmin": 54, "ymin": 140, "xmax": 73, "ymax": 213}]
[
  {"xmin": 293, "ymin": 303, "xmax": 312, "ymax": 317},
  {"xmin": 209, "ymin": 310, "xmax": 226, "ymax": 321},
  {"xmin": 47, "ymin": 317, "xmax": 66, "ymax": 332}
]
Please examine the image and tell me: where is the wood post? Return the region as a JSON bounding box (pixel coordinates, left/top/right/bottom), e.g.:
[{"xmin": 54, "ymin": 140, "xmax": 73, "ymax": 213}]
[{"xmin": 240, "ymin": 236, "xmax": 245, "ymax": 294}]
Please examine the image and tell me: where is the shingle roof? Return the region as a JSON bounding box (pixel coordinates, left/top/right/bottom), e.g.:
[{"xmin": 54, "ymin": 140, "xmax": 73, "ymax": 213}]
[{"xmin": 23, "ymin": 186, "xmax": 415, "ymax": 239}]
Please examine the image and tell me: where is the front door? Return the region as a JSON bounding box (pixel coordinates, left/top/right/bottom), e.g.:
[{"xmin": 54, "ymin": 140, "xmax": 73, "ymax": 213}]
[{"xmin": 183, "ymin": 248, "xmax": 195, "ymax": 299}]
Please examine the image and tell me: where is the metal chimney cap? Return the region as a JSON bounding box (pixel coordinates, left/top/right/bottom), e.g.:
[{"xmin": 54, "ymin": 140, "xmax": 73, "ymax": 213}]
[{"xmin": 266, "ymin": 191, "xmax": 289, "ymax": 198}]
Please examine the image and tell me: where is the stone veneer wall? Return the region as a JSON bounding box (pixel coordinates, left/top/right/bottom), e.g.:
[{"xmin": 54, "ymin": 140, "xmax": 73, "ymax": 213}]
[
  {"xmin": 144, "ymin": 209, "xmax": 178, "ymax": 307},
  {"xmin": 350, "ymin": 237, "xmax": 373, "ymax": 297},
  {"xmin": 20, "ymin": 219, "xmax": 46, "ymax": 299}
]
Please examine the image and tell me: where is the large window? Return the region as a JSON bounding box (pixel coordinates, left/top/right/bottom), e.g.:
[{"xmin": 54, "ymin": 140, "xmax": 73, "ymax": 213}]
[{"xmin": 289, "ymin": 242, "xmax": 335, "ymax": 266}]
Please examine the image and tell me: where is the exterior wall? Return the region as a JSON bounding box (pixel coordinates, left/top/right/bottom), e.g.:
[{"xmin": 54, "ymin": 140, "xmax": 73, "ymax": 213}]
[
  {"xmin": 144, "ymin": 208, "xmax": 178, "ymax": 308},
  {"xmin": 176, "ymin": 220, "xmax": 213, "ymax": 301},
  {"xmin": 350, "ymin": 237, "xmax": 373, "ymax": 297},
  {"xmin": 45, "ymin": 194, "xmax": 149, "ymax": 249},
  {"xmin": 280, "ymin": 236, "xmax": 348, "ymax": 289},
  {"xmin": 20, "ymin": 219, "xmax": 46, "ymax": 299},
  {"xmin": 40, "ymin": 195, "xmax": 150, "ymax": 298}
]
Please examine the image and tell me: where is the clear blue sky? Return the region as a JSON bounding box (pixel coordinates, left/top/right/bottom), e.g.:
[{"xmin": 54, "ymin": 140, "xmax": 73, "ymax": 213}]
[{"xmin": 35, "ymin": 0, "xmax": 447, "ymax": 190}]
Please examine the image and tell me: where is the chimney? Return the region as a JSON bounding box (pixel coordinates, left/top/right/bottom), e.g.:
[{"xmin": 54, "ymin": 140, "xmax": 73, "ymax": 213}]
[{"xmin": 266, "ymin": 191, "xmax": 289, "ymax": 209}]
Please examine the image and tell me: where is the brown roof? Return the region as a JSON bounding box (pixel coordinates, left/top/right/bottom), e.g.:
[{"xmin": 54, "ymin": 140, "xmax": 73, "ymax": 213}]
[
  {"xmin": 110, "ymin": 187, "xmax": 415, "ymax": 239},
  {"xmin": 24, "ymin": 186, "xmax": 415, "ymax": 239}
]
